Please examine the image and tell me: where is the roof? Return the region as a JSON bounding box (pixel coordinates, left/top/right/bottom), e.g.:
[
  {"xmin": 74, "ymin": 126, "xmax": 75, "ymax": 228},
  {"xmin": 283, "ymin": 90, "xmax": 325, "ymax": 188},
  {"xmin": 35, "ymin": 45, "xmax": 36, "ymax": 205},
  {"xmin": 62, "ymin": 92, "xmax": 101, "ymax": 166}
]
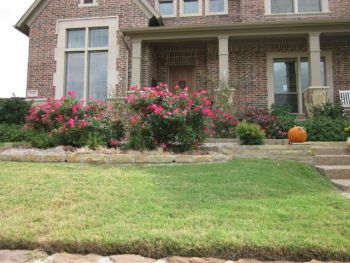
[{"xmin": 15, "ymin": 0, "xmax": 162, "ymax": 36}]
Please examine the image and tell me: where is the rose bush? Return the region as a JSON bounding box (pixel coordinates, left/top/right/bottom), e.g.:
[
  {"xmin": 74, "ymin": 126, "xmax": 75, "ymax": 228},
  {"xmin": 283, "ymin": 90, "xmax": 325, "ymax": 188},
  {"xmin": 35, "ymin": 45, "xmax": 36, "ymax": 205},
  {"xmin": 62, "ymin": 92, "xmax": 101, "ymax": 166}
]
[
  {"xmin": 212, "ymin": 109, "xmax": 238, "ymax": 138},
  {"xmin": 25, "ymin": 91, "xmax": 125, "ymax": 149},
  {"xmin": 125, "ymin": 84, "xmax": 213, "ymax": 152},
  {"xmin": 236, "ymin": 106, "xmax": 290, "ymax": 139}
]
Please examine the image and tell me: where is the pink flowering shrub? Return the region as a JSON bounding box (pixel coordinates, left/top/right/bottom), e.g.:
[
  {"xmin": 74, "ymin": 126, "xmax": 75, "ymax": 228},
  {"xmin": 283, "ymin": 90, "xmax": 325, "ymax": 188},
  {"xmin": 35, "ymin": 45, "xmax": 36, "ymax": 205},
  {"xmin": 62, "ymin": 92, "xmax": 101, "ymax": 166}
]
[
  {"xmin": 25, "ymin": 91, "xmax": 125, "ymax": 149},
  {"xmin": 125, "ymin": 84, "xmax": 213, "ymax": 152},
  {"xmin": 212, "ymin": 109, "xmax": 238, "ymax": 138},
  {"xmin": 236, "ymin": 106, "xmax": 290, "ymax": 139}
]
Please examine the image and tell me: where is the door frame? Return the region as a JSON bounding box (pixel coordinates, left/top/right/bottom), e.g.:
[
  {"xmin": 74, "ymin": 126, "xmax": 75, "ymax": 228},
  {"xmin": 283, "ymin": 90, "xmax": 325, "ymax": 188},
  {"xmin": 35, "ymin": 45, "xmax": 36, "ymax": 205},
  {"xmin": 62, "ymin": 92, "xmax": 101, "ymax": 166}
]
[
  {"xmin": 267, "ymin": 51, "xmax": 333, "ymax": 114},
  {"xmin": 168, "ymin": 64, "xmax": 196, "ymax": 91}
]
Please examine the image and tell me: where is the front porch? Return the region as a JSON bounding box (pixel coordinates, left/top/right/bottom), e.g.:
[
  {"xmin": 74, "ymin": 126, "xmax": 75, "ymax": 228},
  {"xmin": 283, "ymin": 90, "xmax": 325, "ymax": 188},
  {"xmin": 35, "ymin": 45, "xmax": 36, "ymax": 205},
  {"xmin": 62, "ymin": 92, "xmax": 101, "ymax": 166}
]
[{"xmin": 122, "ymin": 20, "xmax": 350, "ymax": 114}]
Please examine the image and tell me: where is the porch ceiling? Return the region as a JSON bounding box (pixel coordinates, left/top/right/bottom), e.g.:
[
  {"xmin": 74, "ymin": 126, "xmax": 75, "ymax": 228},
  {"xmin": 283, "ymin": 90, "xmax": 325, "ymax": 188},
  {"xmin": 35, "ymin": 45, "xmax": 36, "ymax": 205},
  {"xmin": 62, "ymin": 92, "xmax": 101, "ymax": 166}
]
[{"xmin": 121, "ymin": 19, "xmax": 350, "ymax": 41}]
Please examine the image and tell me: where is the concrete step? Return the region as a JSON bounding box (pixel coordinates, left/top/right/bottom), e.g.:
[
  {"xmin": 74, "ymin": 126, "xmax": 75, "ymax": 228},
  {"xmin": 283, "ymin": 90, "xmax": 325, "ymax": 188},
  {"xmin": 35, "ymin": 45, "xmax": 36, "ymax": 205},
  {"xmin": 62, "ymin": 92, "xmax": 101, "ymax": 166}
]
[
  {"xmin": 316, "ymin": 165, "xmax": 350, "ymax": 179},
  {"xmin": 314, "ymin": 155, "xmax": 350, "ymax": 165},
  {"xmin": 331, "ymin": 179, "xmax": 350, "ymax": 192},
  {"xmin": 313, "ymin": 147, "xmax": 350, "ymax": 156}
]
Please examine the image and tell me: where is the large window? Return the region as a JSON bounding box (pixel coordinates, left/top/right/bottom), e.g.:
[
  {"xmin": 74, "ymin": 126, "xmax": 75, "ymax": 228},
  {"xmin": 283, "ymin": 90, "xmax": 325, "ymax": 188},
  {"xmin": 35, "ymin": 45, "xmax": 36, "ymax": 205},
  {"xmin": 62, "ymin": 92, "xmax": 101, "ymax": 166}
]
[
  {"xmin": 271, "ymin": 56, "xmax": 328, "ymax": 113},
  {"xmin": 65, "ymin": 28, "xmax": 108, "ymax": 101},
  {"xmin": 268, "ymin": 0, "xmax": 326, "ymax": 14},
  {"xmin": 158, "ymin": 0, "xmax": 176, "ymax": 16},
  {"xmin": 206, "ymin": 0, "xmax": 228, "ymax": 14}
]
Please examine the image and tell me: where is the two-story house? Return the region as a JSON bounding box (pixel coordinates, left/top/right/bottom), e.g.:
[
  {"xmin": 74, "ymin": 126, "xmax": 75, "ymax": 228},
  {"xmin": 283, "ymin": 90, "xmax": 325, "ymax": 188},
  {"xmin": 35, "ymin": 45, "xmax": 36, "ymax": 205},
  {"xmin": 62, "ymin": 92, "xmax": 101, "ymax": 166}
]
[{"xmin": 16, "ymin": 0, "xmax": 350, "ymax": 114}]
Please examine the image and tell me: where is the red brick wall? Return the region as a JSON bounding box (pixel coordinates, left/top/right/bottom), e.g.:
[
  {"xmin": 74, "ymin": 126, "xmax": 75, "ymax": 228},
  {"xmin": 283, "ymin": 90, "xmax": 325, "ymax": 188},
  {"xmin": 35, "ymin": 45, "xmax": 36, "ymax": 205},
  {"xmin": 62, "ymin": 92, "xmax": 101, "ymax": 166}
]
[{"xmin": 27, "ymin": 0, "xmax": 149, "ymax": 98}]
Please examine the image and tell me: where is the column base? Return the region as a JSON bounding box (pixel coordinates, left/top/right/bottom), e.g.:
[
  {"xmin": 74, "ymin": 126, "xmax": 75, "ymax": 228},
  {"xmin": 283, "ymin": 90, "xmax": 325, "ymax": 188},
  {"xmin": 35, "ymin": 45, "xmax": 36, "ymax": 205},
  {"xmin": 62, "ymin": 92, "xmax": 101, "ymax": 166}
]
[{"xmin": 303, "ymin": 86, "xmax": 329, "ymax": 117}]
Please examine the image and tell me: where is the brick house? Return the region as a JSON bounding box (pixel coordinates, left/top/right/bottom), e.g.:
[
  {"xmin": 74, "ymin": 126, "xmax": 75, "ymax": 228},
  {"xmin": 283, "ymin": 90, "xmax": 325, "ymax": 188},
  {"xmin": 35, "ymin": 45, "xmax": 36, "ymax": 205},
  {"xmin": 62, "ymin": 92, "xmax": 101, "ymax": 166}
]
[{"xmin": 16, "ymin": 0, "xmax": 350, "ymax": 114}]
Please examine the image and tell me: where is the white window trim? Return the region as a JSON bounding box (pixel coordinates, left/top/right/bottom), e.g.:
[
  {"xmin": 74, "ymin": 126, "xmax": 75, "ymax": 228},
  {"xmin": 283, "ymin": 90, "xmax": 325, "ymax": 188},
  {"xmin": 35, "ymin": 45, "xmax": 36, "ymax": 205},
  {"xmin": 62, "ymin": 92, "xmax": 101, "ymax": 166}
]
[
  {"xmin": 205, "ymin": 0, "xmax": 228, "ymax": 15},
  {"xmin": 54, "ymin": 17, "xmax": 119, "ymax": 100},
  {"xmin": 265, "ymin": 0, "xmax": 329, "ymax": 15},
  {"xmin": 79, "ymin": 0, "xmax": 98, "ymax": 7},
  {"xmin": 156, "ymin": 0, "xmax": 177, "ymax": 18},
  {"xmin": 180, "ymin": 0, "xmax": 203, "ymax": 17},
  {"xmin": 267, "ymin": 51, "xmax": 333, "ymax": 114}
]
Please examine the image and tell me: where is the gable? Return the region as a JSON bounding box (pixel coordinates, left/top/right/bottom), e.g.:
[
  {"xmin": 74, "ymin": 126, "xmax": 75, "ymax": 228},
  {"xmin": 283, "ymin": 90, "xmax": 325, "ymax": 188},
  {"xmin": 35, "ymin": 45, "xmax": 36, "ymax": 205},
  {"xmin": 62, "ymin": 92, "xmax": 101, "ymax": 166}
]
[{"xmin": 15, "ymin": 0, "xmax": 162, "ymax": 36}]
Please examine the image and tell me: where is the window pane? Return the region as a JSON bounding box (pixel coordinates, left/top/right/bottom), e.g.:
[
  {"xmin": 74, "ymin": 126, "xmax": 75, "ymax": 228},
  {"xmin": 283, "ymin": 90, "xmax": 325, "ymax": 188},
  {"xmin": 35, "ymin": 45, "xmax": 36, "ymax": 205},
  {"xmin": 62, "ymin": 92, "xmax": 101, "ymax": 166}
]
[
  {"xmin": 66, "ymin": 53, "xmax": 85, "ymax": 100},
  {"xmin": 159, "ymin": 0, "xmax": 174, "ymax": 15},
  {"xmin": 67, "ymin": 29, "xmax": 85, "ymax": 48},
  {"xmin": 89, "ymin": 28, "xmax": 109, "ymax": 48},
  {"xmin": 298, "ymin": 0, "xmax": 321, "ymax": 12},
  {"xmin": 209, "ymin": 0, "xmax": 225, "ymax": 12},
  {"xmin": 275, "ymin": 94, "xmax": 298, "ymax": 113},
  {"xmin": 84, "ymin": 0, "xmax": 94, "ymax": 3},
  {"xmin": 273, "ymin": 59, "xmax": 297, "ymax": 93},
  {"xmin": 89, "ymin": 52, "xmax": 108, "ymax": 101},
  {"xmin": 184, "ymin": 0, "xmax": 198, "ymax": 14},
  {"xmin": 271, "ymin": 0, "xmax": 294, "ymax": 13}
]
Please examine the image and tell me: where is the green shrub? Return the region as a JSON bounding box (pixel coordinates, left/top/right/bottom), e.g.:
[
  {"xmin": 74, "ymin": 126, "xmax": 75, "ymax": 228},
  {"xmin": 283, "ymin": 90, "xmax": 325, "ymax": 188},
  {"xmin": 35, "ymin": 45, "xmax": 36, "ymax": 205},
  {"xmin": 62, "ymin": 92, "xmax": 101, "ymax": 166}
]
[
  {"xmin": 300, "ymin": 116, "xmax": 350, "ymax": 141},
  {"xmin": 236, "ymin": 121, "xmax": 265, "ymax": 145},
  {"xmin": 0, "ymin": 124, "xmax": 28, "ymax": 142},
  {"xmin": 0, "ymin": 98, "xmax": 32, "ymax": 124},
  {"xmin": 271, "ymin": 104, "xmax": 296, "ymax": 132},
  {"xmin": 26, "ymin": 131, "xmax": 58, "ymax": 149},
  {"xmin": 312, "ymin": 102, "xmax": 344, "ymax": 119}
]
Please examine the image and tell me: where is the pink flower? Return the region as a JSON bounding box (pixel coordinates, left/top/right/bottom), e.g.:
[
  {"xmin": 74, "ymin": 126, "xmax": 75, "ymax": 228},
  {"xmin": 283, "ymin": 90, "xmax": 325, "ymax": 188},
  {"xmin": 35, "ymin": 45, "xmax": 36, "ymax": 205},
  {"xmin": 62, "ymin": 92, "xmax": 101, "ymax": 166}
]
[
  {"xmin": 110, "ymin": 139, "xmax": 120, "ymax": 146},
  {"xmin": 202, "ymin": 107, "xmax": 214, "ymax": 117},
  {"xmin": 161, "ymin": 143, "xmax": 168, "ymax": 150},
  {"xmin": 68, "ymin": 90, "xmax": 76, "ymax": 96},
  {"xmin": 56, "ymin": 115, "xmax": 64, "ymax": 123},
  {"xmin": 66, "ymin": 118, "xmax": 75, "ymax": 128},
  {"xmin": 72, "ymin": 105, "xmax": 79, "ymax": 113}
]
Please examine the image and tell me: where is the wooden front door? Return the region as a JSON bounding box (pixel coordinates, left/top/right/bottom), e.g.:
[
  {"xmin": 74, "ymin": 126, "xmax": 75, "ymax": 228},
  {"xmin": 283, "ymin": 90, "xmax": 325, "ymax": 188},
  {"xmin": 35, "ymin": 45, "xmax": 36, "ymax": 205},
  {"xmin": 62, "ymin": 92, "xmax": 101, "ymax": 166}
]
[{"xmin": 169, "ymin": 66, "xmax": 195, "ymax": 93}]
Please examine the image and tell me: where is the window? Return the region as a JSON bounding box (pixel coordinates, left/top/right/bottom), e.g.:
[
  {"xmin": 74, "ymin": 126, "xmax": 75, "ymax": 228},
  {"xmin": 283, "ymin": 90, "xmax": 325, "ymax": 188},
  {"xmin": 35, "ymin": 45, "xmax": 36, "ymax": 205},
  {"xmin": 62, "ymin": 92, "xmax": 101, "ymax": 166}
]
[
  {"xmin": 158, "ymin": 0, "xmax": 176, "ymax": 16},
  {"xmin": 181, "ymin": 0, "xmax": 202, "ymax": 16},
  {"xmin": 65, "ymin": 28, "xmax": 109, "ymax": 101},
  {"xmin": 206, "ymin": 0, "xmax": 228, "ymax": 14},
  {"xmin": 268, "ymin": 53, "xmax": 331, "ymax": 113},
  {"xmin": 267, "ymin": 0, "xmax": 327, "ymax": 14},
  {"xmin": 79, "ymin": 0, "xmax": 98, "ymax": 7}
]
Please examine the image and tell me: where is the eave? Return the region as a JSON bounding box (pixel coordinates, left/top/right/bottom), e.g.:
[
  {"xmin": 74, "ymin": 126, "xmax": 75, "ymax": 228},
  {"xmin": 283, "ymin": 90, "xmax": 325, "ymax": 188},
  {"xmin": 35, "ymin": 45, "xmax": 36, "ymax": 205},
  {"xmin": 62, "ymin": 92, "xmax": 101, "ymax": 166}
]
[{"xmin": 121, "ymin": 19, "xmax": 350, "ymax": 40}]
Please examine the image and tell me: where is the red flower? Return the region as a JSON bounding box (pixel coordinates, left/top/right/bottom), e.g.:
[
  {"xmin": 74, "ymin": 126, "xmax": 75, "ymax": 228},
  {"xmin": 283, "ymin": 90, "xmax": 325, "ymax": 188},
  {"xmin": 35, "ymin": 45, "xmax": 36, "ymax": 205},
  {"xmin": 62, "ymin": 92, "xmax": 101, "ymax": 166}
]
[{"xmin": 68, "ymin": 90, "xmax": 76, "ymax": 96}]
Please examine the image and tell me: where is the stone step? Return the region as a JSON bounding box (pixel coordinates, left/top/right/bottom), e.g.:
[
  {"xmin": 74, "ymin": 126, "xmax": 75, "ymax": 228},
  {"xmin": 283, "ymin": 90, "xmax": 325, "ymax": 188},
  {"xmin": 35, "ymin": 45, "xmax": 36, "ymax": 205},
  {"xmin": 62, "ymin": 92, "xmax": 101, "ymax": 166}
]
[
  {"xmin": 313, "ymin": 147, "xmax": 350, "ymax": 156},
  {"xmin": 316, "ymin": 165, "xmax": 350, "ymax": 179},
  {"xmin": 331, "ymin": 179, "xmax": 350, "ymax": 192},
  {"xmin": 314, "ymin": 155, "xmax": 350, "ymax": 165}
]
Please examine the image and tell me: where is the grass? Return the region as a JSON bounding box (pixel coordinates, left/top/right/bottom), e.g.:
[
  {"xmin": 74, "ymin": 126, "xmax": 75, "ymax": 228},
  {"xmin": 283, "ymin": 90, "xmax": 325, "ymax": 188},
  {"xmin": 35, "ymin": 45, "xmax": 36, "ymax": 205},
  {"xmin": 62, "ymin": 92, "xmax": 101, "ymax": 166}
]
[{"xmin": 0, "ymin": 159, "xmax": 349, "ymax": 260}]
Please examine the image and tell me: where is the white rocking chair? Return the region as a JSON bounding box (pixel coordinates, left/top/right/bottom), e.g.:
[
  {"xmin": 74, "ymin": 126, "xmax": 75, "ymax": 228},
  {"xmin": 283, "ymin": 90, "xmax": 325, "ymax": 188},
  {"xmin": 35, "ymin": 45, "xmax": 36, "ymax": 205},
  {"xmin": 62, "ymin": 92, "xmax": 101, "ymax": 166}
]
[{"xmin": 339, "ymin": 90, "xmax": 350, "ymax": 116}]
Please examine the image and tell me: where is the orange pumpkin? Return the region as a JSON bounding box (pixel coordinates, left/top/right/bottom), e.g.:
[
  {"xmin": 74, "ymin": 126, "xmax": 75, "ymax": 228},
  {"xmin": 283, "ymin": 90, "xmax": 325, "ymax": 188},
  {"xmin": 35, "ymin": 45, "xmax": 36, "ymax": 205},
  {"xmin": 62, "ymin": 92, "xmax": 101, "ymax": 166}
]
[{"xmin": 288, "ymin": 126, "xmax": 307, "ymax": 143}]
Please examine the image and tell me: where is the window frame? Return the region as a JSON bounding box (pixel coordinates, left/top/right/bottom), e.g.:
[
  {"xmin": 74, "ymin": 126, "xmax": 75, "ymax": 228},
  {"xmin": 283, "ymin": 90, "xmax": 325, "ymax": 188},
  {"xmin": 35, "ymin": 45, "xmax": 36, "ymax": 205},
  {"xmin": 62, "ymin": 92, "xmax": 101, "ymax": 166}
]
[
  {"xmin": 205, "ymin": 0, "xmax": 228, "ymax": 15},
  {"xmin": 156, "ymin": 0, "xmax": 177, "ymax": 17},
  {"xmin": 79, "ymin": 0, "xmax": 98, "ymax": 7},
  {"xmin": 65, "ymin": 27, "xmax": 109, "ymax": 101},
  {"xmin": 180, "ymin": 0, "xmax": 203, "ymax": 17},
  {"xmin": 265, "ymin": 0, "xmax": 329, "ymax": 15},
  {"xmin": 54, "ymin": 17, "xmax": 119, "ymax": 101},
  {"xmin": 267, "ymin": 51, "xmax": 333, "ymax": 114}
]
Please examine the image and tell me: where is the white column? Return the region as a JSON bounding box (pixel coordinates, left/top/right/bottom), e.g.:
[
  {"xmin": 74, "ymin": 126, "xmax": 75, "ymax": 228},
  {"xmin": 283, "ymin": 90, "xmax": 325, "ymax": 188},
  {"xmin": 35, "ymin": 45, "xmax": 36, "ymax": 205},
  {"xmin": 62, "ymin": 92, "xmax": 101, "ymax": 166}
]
[
  {"xmin": 308, "ymin": 32, "xmax": 322, "ymax": 87},
  {"xmin": 131, "ymin": 39, "xmax": 142, "ymax": 88},
  {"xmin": 218, "ymin": 35, "xmax": 229, "ymax": 85}
]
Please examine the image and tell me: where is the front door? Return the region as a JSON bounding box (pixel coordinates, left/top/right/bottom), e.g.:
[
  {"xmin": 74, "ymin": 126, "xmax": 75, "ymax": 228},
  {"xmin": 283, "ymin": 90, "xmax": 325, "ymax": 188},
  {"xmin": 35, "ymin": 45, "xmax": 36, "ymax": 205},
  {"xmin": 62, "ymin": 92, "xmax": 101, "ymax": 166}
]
[{"xmin": 169, "ymin": 65, "xmax": 195, "ymax": 93}]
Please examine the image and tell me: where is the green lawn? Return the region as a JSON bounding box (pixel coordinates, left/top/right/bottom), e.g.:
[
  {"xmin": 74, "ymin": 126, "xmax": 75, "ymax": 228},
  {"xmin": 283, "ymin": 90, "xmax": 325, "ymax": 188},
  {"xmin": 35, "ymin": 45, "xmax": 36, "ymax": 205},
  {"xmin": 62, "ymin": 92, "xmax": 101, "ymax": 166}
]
[{"xmin": 0, "ymin": 160, "xmax": 349, "ymax": 260}]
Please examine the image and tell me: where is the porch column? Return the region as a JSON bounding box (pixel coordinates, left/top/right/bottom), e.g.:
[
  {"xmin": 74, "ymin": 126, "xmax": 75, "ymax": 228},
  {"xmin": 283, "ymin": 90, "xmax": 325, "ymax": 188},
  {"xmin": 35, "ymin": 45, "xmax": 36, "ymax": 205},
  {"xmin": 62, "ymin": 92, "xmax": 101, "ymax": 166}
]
[
  {"xmin": 308, "ymin": 32, "xmax": 322, "ymax": 87},
  {"xmin": 131, "ymin": 39, "xmax": 142, "ymax": 88},
  {"xmin": 218, "ymin": 35, "xmax": 229, "ymax": 85},
  {"xmin": 304, "ymin": 32, "xmax": 329, "ymax": 116}
]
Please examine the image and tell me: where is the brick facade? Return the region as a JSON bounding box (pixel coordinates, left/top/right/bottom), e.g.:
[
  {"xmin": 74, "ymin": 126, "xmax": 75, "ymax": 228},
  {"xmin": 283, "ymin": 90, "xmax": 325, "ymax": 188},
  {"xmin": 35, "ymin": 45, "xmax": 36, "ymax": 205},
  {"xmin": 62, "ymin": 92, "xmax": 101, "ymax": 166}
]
[{"xmin": 22, "ymin": 0, "xmax": 350, "ymax": 111}]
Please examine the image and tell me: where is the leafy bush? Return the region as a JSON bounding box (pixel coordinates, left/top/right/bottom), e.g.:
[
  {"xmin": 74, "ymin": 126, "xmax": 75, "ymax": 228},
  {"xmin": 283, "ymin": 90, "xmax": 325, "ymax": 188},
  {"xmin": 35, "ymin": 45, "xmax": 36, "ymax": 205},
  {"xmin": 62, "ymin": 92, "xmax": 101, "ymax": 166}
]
[
  {"xmin": 212, "ymin": 109, "xmax": 238, "ymax": 138},
  {"xmin": 25, "ymin": 91, "xmax": 125, "ymax": 149},
  {"xmin": 125, "ymin": 85, "xmax": 212, "ymax": 152},
  {"xmin": 236, "ymin": 121, "xmax": 265, "ymax": 145},
  {"xmin": 300, "ymin": 116, "xmax": 350, "ymax": 141},
  {"xmin": 270, "ymin": 104, "xmax": 296, "ymax": 132},
  {"xmin": 26, "ymin": 131, "xmax": 58, "ymax": 149},
  {"xmin": 0, "ymin": 124, "xmax": 28, "ymax": 142},
  {"xmin": 236, "ymin": 106, "xmax": 289, "ymax": 139},
  {"xmin": 0, "ymin": 98, "xmax": 32, "ymax": 124},
  {"xmin": 312, "ymin": 102, "xmax": 344, "ymax": 119}
]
